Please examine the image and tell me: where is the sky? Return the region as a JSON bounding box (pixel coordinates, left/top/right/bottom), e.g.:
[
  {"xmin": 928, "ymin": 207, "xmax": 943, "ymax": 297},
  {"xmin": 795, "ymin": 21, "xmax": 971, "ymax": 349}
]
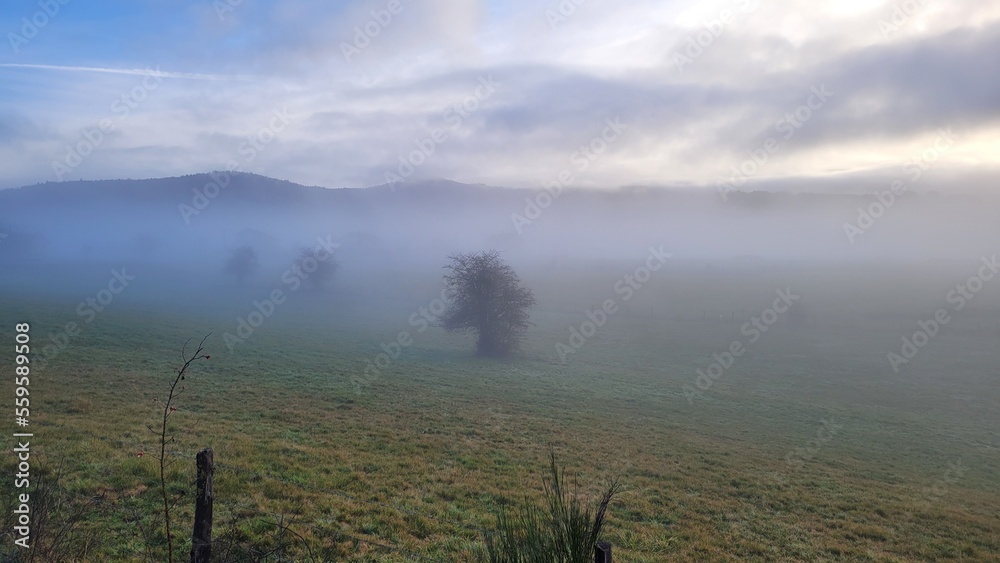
[{"xmin": 0, "ymin": 0, "xmax": 998, "ymax": 191}]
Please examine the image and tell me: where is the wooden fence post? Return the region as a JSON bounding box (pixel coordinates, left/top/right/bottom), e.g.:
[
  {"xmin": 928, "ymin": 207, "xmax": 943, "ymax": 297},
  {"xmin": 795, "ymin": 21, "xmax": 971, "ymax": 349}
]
[
  {"xmin": 191, "ymin": 447, "xmax": 214, "ymax": 563},
  {"xmin": 595, "ymin": 541, "xmax": 612, "ymax": 563}
]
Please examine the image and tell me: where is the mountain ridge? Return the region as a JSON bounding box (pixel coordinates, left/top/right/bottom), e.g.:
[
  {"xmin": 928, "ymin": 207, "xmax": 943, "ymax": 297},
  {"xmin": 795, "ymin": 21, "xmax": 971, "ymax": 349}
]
[{"xmin": 4, "ymin": 171, "xmax": 995, "ymax": 207}]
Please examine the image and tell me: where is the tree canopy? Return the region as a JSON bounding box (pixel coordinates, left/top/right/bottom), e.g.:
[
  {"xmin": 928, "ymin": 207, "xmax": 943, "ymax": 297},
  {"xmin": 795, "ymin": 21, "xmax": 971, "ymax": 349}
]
[
  {"xmin": 224, "ymin": 245, "xmax": 258, "ymax": 283},
  {"xmin": 439, "ymin": 250, "xmax": 536, "ymax": 357}
]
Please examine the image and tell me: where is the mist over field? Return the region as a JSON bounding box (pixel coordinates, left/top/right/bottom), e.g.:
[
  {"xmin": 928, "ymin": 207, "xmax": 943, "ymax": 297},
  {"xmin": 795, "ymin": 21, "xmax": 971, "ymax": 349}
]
[
  {"xmin": 1, "ymin": 174, "xmax": 998, "ymax": 340},
  {"xmin": 3, "ymin": 173, "xmax": 1000, "ymax": 312},
  {"xmin": 4, "ymin": 173, "xmax": 1000, "ymax": 262},
  {"xmin": 1, "ymin": 1, "xmax": 999, "ymax": 561}
]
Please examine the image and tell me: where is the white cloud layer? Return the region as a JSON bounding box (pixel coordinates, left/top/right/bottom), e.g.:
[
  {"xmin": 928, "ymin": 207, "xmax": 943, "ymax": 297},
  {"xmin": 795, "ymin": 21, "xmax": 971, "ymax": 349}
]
[{"xmin": 0, "ymin": 0, "xmax": 997, "ymax": 191}]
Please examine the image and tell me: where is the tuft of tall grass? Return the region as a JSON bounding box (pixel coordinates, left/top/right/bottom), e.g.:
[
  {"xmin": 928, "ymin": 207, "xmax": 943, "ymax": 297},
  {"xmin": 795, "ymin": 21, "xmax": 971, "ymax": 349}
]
[{"xmin": 481, "ymin": 452, "xmax": 622, "ymax": 563}]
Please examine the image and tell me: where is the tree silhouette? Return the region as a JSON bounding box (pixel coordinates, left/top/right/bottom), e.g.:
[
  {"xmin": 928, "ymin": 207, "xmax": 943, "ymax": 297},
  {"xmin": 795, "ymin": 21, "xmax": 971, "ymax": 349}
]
[
  {"xmin": 298, "ymin": 246, "xmax": 338, "ymax": 291},
  {"xmin": 224, "ymin": 245, "xmax": 258, "ymax": 284},
  {"xmin": 439, "ymin": 250, "xmax": 536, "ymax": 357}
]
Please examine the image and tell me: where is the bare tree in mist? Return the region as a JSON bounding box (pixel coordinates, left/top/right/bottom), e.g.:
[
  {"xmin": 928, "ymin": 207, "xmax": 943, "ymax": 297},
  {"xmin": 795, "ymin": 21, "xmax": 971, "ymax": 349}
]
[
  {"xmin": 298, "ymin": 246, "xmax": 338, "ymax": 291},
  {"xmin": 224, "ymin": 245, "xmax": 259, "ymax": 284},
  {"xmin": 439, "ymin": 250, "xmax": 536, "ymax": 357}
]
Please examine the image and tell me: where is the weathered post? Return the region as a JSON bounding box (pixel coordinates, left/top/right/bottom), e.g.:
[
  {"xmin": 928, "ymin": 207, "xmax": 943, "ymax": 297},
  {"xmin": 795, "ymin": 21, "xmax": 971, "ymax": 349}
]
[
  {"xmin": 595, "ymin": 541, "xmax": 612, "ymax": 563},
  {"xmin": 191, "ymin": 447, "xmax": 214, "ymax": 563}
]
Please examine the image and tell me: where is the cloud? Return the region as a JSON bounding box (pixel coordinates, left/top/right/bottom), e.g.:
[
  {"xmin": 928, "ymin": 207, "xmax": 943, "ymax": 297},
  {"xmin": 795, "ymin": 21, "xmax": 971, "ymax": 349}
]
[
  {"xmin": 0, "ymin": 1, "xmax": 998, "ymax": 191},
  {"xmin": 0, "ymin": 63, "xmax": 252, "ymax": 81}
]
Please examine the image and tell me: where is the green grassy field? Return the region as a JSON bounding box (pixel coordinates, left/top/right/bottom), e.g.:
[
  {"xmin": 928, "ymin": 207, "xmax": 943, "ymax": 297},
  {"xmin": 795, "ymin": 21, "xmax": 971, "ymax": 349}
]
[{"xmin": 1, "ymin": 260, "xmax": 999, "ymax": 561}]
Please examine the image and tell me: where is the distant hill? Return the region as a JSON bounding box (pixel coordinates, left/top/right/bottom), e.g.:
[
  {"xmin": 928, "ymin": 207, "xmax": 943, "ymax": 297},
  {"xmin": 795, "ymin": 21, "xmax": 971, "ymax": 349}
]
[{"xmin": 1, "ymin": 172, "xmax": 998, "ymax": 266}]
